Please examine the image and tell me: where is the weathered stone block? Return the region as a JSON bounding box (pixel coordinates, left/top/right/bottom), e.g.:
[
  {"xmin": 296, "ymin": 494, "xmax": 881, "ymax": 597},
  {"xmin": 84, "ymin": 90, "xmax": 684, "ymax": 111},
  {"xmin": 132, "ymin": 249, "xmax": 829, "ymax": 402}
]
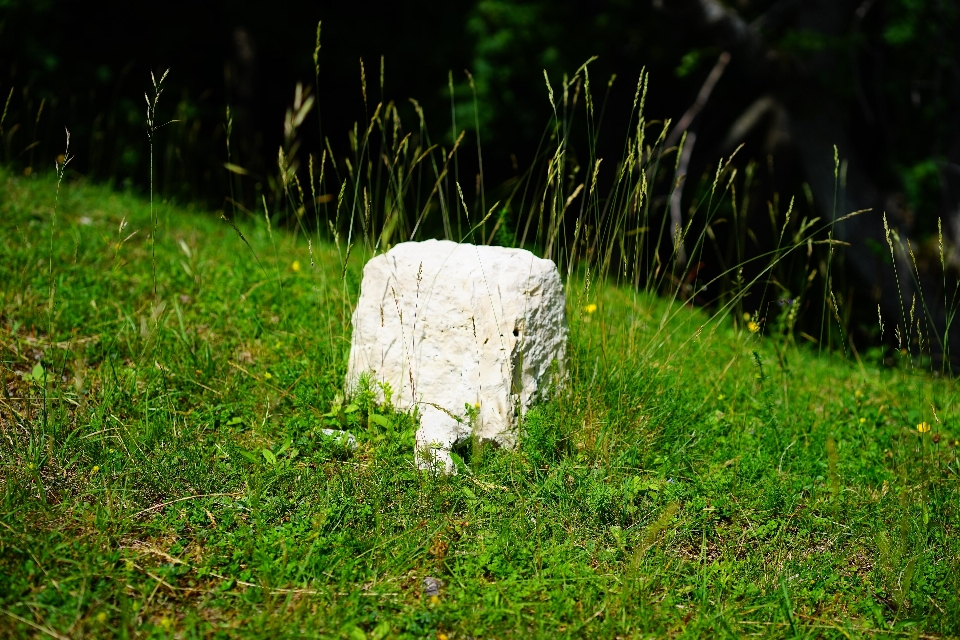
[{"xmin": 346, "ymin": 240, "xmax": 567, "ymax": 472}]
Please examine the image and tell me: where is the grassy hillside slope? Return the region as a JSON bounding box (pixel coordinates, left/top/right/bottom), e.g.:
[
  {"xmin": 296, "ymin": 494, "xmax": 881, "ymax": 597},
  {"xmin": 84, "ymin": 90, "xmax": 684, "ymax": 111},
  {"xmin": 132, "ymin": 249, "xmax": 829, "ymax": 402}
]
[{"xmin": 1, "ymin": 169, "xmax": 958, "ymax": 637}]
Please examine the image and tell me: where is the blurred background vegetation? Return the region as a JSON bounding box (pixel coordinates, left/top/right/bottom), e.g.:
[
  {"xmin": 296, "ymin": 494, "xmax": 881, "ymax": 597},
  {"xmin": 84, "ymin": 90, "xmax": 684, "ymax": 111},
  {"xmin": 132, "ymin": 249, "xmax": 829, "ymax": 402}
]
[{"xmin": 2, "ymin": 0, "xmax": 959, "ymax": 358}]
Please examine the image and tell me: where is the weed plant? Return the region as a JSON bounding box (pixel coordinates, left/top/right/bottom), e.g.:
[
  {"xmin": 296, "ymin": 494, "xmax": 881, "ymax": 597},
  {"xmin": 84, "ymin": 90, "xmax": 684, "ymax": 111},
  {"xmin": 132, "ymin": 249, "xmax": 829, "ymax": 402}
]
[{"xmin": 0, "ymin": 52, "xmax": 959, "ymax": 638}]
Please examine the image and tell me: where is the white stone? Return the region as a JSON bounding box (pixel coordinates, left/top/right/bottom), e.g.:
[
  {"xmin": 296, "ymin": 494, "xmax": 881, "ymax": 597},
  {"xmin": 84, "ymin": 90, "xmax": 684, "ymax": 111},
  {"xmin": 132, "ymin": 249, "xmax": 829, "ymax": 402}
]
[{"xmin": 346, "ymin": 240, "xmax": 567, "ymax": 472}]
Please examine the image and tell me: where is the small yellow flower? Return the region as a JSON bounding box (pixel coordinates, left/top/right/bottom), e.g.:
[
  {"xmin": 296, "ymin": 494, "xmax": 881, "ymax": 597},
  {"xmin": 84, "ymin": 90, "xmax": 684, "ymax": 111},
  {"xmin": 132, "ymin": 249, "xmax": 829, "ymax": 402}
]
[
  {"xmin": 743, "ymin": 312, "xmax": 751, "ymax": 321},
  {"xmin": 584, "ymin": 303, "xmax": 597, "ymax": 314},
  {"xmin": 916, "ymin": 422, "xmax": 931, "ymax": 434},
  {"xmin": 859, "ymin": 417, "xmax": 866, "ymax": 424},
  {"xmin": 855, "ymin": 389, "xmax": 863, "ymax": 399},
  {"xmin": 292, "ymin": 260, "xmax": 301, "ymax": 272},
  {"xmin": 717, "ymin": 394, "xmax": 725, "ymax": 401},
  {"xmin": 263, "ymin": 372, "xmax": 273, "ymax": 380},
  {"xmin": 91, "ymin": 465, "xmax": 99, "ymax": 475},
  {"xmin": 747, "ymin": 321, "xmax": 760, "ymax": 333},
  {"xmin": 95, "ymin": 611, "xmax": 108, "ymax": 623},
  {"xmin": 430, "ymin": 595, "xmax": 440, "ymax": 605}
]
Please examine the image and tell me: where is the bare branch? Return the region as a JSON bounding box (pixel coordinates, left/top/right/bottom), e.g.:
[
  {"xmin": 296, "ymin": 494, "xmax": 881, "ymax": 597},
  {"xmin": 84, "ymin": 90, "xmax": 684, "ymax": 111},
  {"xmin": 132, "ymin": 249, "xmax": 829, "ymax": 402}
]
[{"xmin": 664, "ymin": 51, "xmax": 730, "ymax": 150}]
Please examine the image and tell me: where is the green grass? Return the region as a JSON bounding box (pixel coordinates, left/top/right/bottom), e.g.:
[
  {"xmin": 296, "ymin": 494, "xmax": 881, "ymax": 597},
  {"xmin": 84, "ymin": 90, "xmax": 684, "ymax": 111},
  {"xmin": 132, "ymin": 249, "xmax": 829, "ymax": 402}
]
[{"xmin": 1, "ymin": 167, "xmax": 958, "ymax": 638}]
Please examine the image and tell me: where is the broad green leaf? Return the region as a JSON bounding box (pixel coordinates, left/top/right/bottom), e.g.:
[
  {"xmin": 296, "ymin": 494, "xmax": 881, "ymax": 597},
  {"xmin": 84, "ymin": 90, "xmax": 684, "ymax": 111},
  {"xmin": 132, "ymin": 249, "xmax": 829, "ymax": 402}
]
[
  {"xmin": 368, "ymin": 414, "xmax": 390, "ymax": 428},
  {"xmin": 237, "ymin": 450, "xmax": 260, "ymax": 464}
]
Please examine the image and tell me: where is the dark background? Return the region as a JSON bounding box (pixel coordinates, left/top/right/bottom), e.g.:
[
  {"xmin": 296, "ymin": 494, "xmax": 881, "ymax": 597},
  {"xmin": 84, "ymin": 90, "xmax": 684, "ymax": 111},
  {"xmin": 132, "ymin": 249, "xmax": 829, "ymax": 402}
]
[{"xmin": 3, "ymin": 0, "xmax": 959, "ymax": 357}]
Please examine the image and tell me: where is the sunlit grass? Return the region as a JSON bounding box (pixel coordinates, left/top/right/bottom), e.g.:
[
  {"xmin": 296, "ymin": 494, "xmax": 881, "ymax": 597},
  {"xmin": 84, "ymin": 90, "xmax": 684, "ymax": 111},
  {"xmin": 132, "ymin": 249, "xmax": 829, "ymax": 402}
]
[{"xmin": 1, "ymin": 162, "xmax": 958, "ymax": 637}]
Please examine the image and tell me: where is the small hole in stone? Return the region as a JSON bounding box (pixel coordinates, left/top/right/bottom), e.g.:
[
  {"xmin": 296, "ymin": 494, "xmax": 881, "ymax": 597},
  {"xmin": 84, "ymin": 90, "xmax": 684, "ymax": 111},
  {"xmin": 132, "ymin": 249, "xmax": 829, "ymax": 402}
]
[{"xmin": 512, "ymin": 329, "xmax": 519, "ymax": 337}]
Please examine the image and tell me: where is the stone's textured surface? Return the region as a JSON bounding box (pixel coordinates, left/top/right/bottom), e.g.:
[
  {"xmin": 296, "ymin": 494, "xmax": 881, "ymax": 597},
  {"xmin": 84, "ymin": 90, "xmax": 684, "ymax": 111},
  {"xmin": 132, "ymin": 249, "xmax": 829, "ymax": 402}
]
[{"xmin": 346, "ymin": 240, "xmax": 567, "ymax": 472}]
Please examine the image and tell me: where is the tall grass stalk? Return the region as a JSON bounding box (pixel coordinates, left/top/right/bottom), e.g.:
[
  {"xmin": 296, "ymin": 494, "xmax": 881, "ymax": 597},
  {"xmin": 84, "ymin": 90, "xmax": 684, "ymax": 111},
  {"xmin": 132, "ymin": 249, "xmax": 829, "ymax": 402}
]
[
  {"xmin": 145, "ymin": 68, "xmax": 173, "ymax": 296},
  {"xmin": 47, "ymin": 128, "xmax": 72, "ymax": 335}
]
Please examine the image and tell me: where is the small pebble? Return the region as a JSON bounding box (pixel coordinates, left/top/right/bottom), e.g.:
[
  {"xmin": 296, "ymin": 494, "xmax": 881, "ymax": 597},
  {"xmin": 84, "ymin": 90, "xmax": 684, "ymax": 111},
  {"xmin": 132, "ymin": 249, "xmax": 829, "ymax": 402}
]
[
  {"xmin": 422, "ymin": 576, "xmax": 442, "ymax": 598},
  {"xmin": 320, "ymin": 429, "xmax": 357, "ymax": 450}
]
